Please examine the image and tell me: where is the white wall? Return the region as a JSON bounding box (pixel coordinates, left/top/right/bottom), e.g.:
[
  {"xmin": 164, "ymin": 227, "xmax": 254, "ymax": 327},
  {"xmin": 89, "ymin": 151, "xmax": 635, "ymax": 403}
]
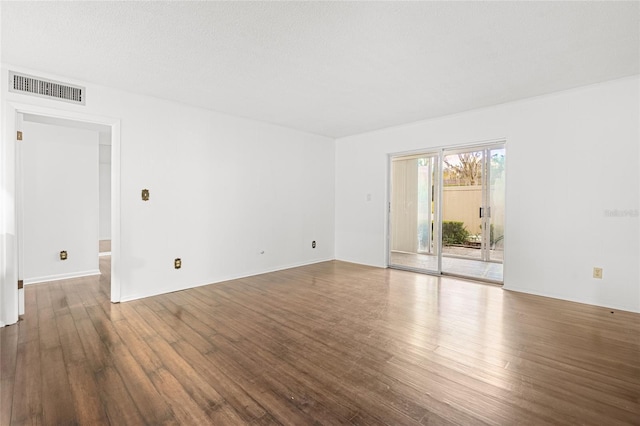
[
  {"xmin": 3, "ymin": 64, "xmax": 636, "ymax": 322},
  {"xmin": 99, "ymin": 135, "xmax": 111, "ymax": 241},
  {"xmin": 22, "ymin": 121, "xmax": 100, "ymax": 283},
  {"xmin": 2, "ymin": 64, "xmax": 335, "ymax": 309},
  {"xmin": 336, "ymin": 76, "xmax": 640, "ymax": 313}
]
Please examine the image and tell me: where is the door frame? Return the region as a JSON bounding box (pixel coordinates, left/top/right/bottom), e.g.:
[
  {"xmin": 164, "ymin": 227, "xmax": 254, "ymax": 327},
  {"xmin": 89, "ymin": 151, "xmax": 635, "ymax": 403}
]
[
  {"xmin": 386, "ymin": 138, "xmax": 506, "ymax": 283},
  {"xmin": 1, "ymin": 102, "xmax": 121, "ymax": 326}
]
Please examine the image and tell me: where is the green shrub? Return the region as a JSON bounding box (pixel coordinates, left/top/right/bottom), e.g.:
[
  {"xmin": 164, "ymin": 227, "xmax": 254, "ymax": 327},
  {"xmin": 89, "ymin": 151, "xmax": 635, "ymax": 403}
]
[{"xmin": 442, "ymin": 221, "xmax": 469, "ymax": 245}]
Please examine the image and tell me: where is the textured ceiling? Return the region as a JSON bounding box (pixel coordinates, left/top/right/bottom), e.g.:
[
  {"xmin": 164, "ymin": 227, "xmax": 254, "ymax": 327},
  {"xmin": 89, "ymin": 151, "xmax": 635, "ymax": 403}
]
[{"xmin": 2, "ymin": 1, "xmax": 639, "ymax": 138}]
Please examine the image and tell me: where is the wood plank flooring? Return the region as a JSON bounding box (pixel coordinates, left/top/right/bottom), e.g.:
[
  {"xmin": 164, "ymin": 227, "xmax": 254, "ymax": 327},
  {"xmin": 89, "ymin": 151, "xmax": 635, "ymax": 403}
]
[{"xmin": 1, "ymin": 257, "xmax": 639, "ymax": 425}]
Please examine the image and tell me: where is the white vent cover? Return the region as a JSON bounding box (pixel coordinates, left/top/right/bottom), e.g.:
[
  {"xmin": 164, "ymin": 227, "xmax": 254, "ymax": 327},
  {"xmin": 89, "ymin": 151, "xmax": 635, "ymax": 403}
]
[{"xmin": 9, "ymin": 71, "xmax": 85, "ymax": 105}]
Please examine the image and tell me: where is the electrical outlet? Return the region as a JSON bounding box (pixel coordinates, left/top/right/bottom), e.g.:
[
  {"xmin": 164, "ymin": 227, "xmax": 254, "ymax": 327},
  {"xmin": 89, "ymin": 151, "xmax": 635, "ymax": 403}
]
[
  {"xmin": 174, "ymin": 258, "xmax": 182, "ymax": 269},
  {"xmin": 312, "ymin": 241, "xmax": 316, "ymax": 249},
  {"xmin": 593, "ymin": 267, "xmax": 603, "ymax": 279}
]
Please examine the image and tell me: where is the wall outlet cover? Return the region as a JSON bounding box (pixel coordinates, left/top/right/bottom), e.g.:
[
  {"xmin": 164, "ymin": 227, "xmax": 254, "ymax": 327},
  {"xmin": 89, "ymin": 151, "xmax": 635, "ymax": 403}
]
[{"xmin": 593, "ymin": 267, "xmax": 603, "ymax": 279}]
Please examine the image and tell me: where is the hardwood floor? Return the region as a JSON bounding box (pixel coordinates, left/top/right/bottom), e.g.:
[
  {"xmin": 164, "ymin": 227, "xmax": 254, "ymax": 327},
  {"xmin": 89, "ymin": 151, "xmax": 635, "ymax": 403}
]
[{"xmin": 1, "ymin": 258, "xmax": 639, "ymax": 425}]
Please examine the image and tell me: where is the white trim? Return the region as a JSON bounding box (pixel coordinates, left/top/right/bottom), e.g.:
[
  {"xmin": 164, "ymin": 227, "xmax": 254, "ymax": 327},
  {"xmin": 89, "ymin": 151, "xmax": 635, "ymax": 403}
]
[
  {"xmin": 436, "ymin": 151, "xmax": 443, "ymax": 273},
  {"xmin": 1, "ymin": 104, "xmax": 20, "ymax": 326},
  {"xmin": 385, "ymin": 153, "xmax": 392, "ymax": 267},
  {"xmin": 18, "ymin": 289, "xmax": 23, "ymax": 316},
  {"xmin": 388, "ymin": 138, "xmax": 506, "ymax": 161},
  {"xmin": 99, "ymin": 252, "xmax": 112, "ymax": 257},
  {"xmin": 25, "ymin": 270, "xmax": 101, "ymax": 285},
  {"xmin": 120, "ymin": 257, "xmax": 335, "ymax": 303},
  {"xmin": 1, "ymin": 102, "xmax": 121, "ymax": 327},
  {"xmin": 16, "ymin": 112, "xmax": 24, "ymax": 316},
  {"xmin": 110, "ymin": 120, "xmax": 121, "ymax": 303},
  {"xmin": 333, "ymin": 257, "xmax": 386, "ymax": 269},
  {"xmin": 504, "ymin": 287, "xmax": 640, "ymax": 314}
]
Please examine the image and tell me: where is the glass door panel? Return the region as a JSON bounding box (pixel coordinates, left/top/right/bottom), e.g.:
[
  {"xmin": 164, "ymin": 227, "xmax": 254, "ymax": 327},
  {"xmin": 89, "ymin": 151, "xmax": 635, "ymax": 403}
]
[
  {"xmin": 441, "ymin": 149, "xmax": 484, "ymax": 261},
  {"xmin": 488, "ymin": 148, "xmax": 505, "ymax": 262},
  {"xmin": 441, "ymin": 144, "xmax": 504, "ymax": 282},
  {"xmin": 417, "ymin": 157, "xmax": 436, "ymax": 254},
  {"xmin": 389, "ymin": 154, "xmax": 439, "ymax": 273}
]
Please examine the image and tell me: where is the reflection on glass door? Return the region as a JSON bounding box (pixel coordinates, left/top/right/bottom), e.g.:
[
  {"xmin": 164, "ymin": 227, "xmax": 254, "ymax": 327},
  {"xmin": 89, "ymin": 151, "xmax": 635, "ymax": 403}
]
[
  {"xmin": 389, "ymin": 143, "xmax": 505, "ymax": 283},
  {"xmin": 389, "ymin": 154, "xmax": 439, "ymax": 273}
]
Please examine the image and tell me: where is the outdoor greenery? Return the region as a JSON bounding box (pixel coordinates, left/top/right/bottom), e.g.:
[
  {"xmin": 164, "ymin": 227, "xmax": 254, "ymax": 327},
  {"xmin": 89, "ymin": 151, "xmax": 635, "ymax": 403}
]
[
  {"xmin": 444, "ymin": 152, "xmax": 482, "ymax": 186},
  {"xmin": 443, "ymin": 151, "xmax": 505, "ymax": 186},
  {"xmin": 442, "ymin": 221, "xmax": 469, "ymax": 245}
]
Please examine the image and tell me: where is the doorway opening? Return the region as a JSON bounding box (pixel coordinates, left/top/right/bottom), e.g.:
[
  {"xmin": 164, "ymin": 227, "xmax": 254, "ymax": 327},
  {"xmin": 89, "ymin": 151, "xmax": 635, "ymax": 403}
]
[
  {"xmin": 388, "ymin": 141, "xmax": 505, "ymax": 283},
  {"xmin": 16, "ymin": 113, "xmax": 116, "ymax": 314},
  {"xmin": 1, "ymin": 103, "xmax": 121, "ymax": 325}
]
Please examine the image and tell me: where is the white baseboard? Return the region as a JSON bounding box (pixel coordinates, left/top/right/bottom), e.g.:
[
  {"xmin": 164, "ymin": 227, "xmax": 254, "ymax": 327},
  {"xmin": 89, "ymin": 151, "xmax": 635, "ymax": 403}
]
[
  {"xmin": 25, "ymin": 269, "xmax": 101, "ymax": 285},
  {"xmin": 120, "ymin": 257, "xmax": 335, "ymax": 303},
  {"xmin": 334, "ymin": 257, "xmax": 386, "ymax": 269},
  {"xmin": 504, "ymin": 286, "xmax": 640, "ymax": 314},
  {"xmin": 18, "ymin": 288, "xmax": 24, "ymax": 315}
]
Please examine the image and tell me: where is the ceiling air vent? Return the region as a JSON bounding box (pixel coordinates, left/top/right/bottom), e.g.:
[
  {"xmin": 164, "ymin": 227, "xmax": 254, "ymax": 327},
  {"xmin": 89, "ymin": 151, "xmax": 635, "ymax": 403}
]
[{"xmin": 9, "ymin": 71, "xmax": 85, "ymax": 105}]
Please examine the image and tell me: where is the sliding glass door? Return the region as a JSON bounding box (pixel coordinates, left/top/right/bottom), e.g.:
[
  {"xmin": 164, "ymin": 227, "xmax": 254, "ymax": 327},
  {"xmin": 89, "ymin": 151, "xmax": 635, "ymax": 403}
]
[
  {"xmin": 440, "ymin": 145, "xmax": 504, "ymax": 281},
  {"xmin": 389, "ymin": 143, "xmax": 505, "ymax": 283}
]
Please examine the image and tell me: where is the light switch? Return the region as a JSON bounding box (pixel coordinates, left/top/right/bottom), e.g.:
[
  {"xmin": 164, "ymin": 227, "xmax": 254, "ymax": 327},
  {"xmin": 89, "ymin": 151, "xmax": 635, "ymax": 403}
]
[{"xmin": 141, "ymin": 189, "xmax": 150, "ymax": 201}]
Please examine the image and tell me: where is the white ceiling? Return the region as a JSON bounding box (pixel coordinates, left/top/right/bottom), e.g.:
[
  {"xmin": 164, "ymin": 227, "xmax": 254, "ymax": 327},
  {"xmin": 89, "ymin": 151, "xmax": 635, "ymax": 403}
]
[{"xmin": 2, "ymin": 1, "xmax": 639, "ymax": 138}]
